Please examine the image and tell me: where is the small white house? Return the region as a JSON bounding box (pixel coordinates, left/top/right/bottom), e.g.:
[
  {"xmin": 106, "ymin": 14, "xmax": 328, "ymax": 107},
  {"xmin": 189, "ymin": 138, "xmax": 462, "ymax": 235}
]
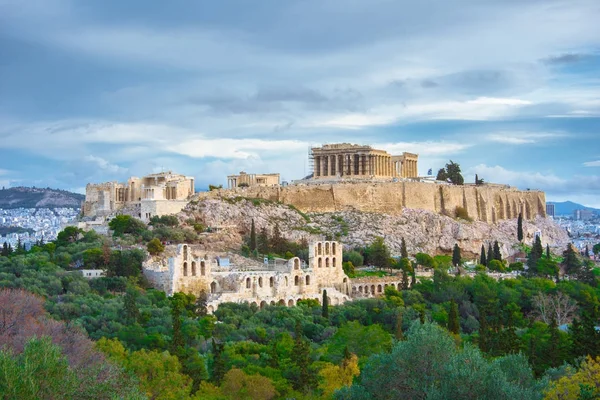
[{"xmin": 79, "ymin": 269, "xmax": 106, "ymax": 279}]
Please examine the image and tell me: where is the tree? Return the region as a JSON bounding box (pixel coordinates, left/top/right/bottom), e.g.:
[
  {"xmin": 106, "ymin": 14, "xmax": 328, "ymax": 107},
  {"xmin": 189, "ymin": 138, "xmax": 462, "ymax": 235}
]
[
  {"xmin": 527, "ymin": 235, "xmax": 543, "ymax": 273},
  {"xmin": 562, "ymin": 243, "xmax": 582, "ymax": 278},
  {"xmin": 211, "ymin": 339, "xmax": 226, "ymax": 384},
  {"xmin": 448, "ymin": 299, "xmax": 460, "ymax": 335},
  {"xmin": 546, "ymin": 244, "xmax": 551, "ymax": 259},
  {"xmin": 270, "ymin": 223, "xmax": 285, "ymax": 255},
  {"xmin": 517, "ymin": 213, "xmax": 523, "ymax": 242},
  {"xmin": 401, "ymin": 269, "xmax": 410, "ymax": 290},
  {"xmin": 395, "ymin": 310, "xmax": 405, "ymax": 340},
  {"xmin": 487, "ymin": 243, "xmax": 494, "ymax": 266},
  {"xmin": 249, "ymin": 219, "xmax": 257, "ymax": 251},
  {"xmin": 480, "ymin": 245, "xmax": 486, "ymax": 267},
  {"xmin": 56, "ymin": 226, "xmax": 82, "ymax": 246},
  {"xmin": 221, "ymin": 368, "xmax": 277, "ymax": 400},
  {"xmin": 593, "ymin": 242, "xmax": 600, "ymax": 255},
  {"xmin": 319, "ymin": 354, "xmax": 360, "ymax": 399},
  {"xmin": 147, "ymin": 238, "xmax": 165, "ymax": 255},
  {"xmin": 531, "ymin": 291, "xmax": 578, "ymax": 326},
  {"xmin": 322, "ymin": 290, "xmax": 329, "ymax": 319},
  {"xmin": 108, "ymin": 215, "xmax": 146, "ymax": 236},
  {"xmin": 368, "ymin": 237, "xmax": 390, "ymax": 270},
  {"xmin": 545, "ymin": 356, "xmax": 600, "ymax": 400},
  {"xmin": 257, "ymin": 227, "xmax": 269, "ymax": 254},
  {"xmin": 345, "ymin": 250, "xmax": 364, "ymax": 267},
  {"xmin": 123, "ymin": 287, "xmax": 140, "ymax": 323},
  {"xmin": 291, "ymin": 321, "xmax": 317, "ymax": 393},
  {"xmin": 437, "ymin": 160, "xmax": 464, "ymax": 185},
  {"xmin": 584, "ymin": 245, "xmax": 590, "ymax": 258},
  {"xmin": 475, "ymin": 174, "xmax": 485, "ymax": 185},
  {"xmin": 493, "ymin": 240, "xmax": 502, "ymax": 262},
  {"xmin": 400, "ymin": 237, "xmax": 408, "ymax": 259},
  {"xmin": 452, "ymin": 244, "xmax": 461, "ymax": 267},
  {"xmin": 195, "ymin": 290, "xmax": 208, "ymax": 317}
]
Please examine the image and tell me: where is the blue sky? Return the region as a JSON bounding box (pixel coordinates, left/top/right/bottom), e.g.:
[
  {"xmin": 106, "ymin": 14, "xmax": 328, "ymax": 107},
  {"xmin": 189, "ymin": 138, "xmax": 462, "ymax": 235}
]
[{"xmin": 0, "ymin": 0, "xmax": 599, "ymax": 206}]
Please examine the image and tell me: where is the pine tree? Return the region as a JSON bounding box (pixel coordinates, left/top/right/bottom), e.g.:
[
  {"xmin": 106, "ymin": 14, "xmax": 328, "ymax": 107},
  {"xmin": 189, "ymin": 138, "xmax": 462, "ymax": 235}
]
[
  {"xmin": 546, "ymin": 244, "xmax": 551, "ymax": 259},
  {"xmin": 480, "ymin": 245, "xmax": 486, "ymax": 266},
  {"xmin": 322, "ymin": 290, "xmax": 329, "ymax": 319},
  {"xmin": 257, "ymin": 227, "xmax": 269, "ymax": 254},
  {"xmin": 249, "ymin": 219, "xmax": 257, "ymax": 251},
  {"xmin": 517, "ymin": 213, "xmax": 523, "ymax": 242},
  {"xmin": 452, "ymin": 243, "xmax": 461, "ymax": 267},
  {"xmin": 195, "ymin": 290, "xmax": 208, "ymax": 317},
  {"xmin": 271, "ymin": 223, "xmax": 284, "ymax": 255},
  {"xmin": 493, "ymin": 241, "xmax": 502, "ymax": 262},
  {"xmin": 528, "ymin": 235, "xmax": 543, "ymax": 273},
  {"xmin": 448, "ymin": 299, "xmax": 460, "ymax": 334},
  {"xmin": 292, "ymin": 321, "xmax": 317, "ymax": 392},
  {"xmin": 400, "ymin": 237, "xmax": 408, "ymax": 259},
  {"xmin": 584, "ymin": 245, "xmax": 590, "ymax": 258},
  {"xmin": 1, "ymin": 242, "xmax": 8, "ymax": 257},
  {"xmin": 562, "ymin": 243, "xmax": 581, "ymax": 277},
  {"xmin": 487, "ymin": 243, "xmax": 493, "ymax": 266},
  {"xmin": 170, "ymin": 296, "xmax": 185, "ymax": 354}
]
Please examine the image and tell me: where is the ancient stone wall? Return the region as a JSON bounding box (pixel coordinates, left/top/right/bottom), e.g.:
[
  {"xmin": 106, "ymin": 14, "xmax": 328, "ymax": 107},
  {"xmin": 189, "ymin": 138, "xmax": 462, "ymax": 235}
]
[{"xmin": 196, "ymin": 182, "xmax": 545, "ymax": 222}]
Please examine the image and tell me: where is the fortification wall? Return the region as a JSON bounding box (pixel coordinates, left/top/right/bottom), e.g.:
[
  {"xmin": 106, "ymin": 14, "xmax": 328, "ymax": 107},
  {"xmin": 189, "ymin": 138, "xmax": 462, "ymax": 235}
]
[{"xmin": 197, "ymin": 182, "xmax": 545, "ymax": 223}]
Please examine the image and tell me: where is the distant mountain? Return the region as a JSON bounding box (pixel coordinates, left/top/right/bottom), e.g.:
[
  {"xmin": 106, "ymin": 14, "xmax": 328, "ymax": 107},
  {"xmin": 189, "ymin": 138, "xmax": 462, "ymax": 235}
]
[
  {"xmin": 547, "ymin": 201, "xmax": 600, "ymax": 216},
  {"xmin": 0, "ymin": 187, "xmax": 84, "ymax": 209}
]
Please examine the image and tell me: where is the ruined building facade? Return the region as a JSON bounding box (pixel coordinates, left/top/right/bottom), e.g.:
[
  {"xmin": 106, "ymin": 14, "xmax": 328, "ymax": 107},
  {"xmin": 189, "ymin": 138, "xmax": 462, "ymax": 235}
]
[
  {"xmin": 83, "ymin": 171, "xmax": 195, "ymax": 222},
  {"xmin": 226, "ymin": 171, "xmax": 280, "ymax": 189},
  {"xmin": 311, "ymin": 143, "xmax": 419, "ymax": 180},
  {"xmin": 143, "ymin": 240, "xmax": 405, "ymax": 313}
]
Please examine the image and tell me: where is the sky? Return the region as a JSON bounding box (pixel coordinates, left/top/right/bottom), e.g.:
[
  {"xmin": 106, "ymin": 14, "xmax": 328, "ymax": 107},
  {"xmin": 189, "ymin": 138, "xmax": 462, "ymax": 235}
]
[{"xmin": 0, "ymin": 0, "xmax": 599, "ymax": 206}]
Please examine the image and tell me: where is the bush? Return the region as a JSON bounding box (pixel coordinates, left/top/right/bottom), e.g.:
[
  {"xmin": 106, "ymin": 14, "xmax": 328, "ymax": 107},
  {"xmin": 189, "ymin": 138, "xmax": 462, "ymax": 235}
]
[
  {"xmin": 147, "ymin": 238, "xmax": 165, "ymax": 256},
  {"xmin": 108, "ymin": 215, "xmax": 147, "ymax": 236},
  {"xmin": 344, "ymin": 251, "xmax": 364, "ymax": 267},
  {"xmin": 509, "ymin": 262, "xmax": 524, "ymax": 271},
  {"xmin": 455, "ymin": 206, "xmax": 472, "ymax": 221},
  {"xmin": 343, "ymin": 261, "xmax": 356, "ymax": 277},
  {"xmin": 149, "ymin": 215, "xmax": 179, "ymax": 227}
]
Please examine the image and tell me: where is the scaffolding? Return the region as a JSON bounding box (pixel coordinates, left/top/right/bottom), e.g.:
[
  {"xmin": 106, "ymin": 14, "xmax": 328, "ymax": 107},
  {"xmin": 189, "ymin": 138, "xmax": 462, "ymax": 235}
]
[{"xmin": 307, "ymin": 145, "xmax": 315, "ymax": 178}]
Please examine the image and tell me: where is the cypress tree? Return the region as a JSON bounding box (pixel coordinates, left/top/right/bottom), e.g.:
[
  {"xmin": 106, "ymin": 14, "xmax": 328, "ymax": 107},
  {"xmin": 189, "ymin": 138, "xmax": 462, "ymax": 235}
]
[
  {"xmin": 448, "ymin": 299, "xmax": 460, "ymax": 334},
  {"xmin": 400, "ymin": 237, "xmax": 408, "ymax": 259},
  {"xmin": 211, "ymin": 339, "xmax": 226, "ymax": 384},
  {"xmin": 452, "ymin": 243, "xmax": 461, "ymax": 267},
  {"xmin": 292, "ymin": 320, "xmax": 316, "ymax": 392},
  {"xmin": 546, "ymin": 244, "xmax": 551, "ymax": 259},
  {"xmin": 480, "ymin": 245, "xmax": 486, "ymax": 266},
  {"xmin": 562, "ymin": 243, "xmax": 581, "ymax": 277},
  {"xmin": 249, "ymin": 219, "xmax": 257, "ymax": 251},
  {"xmin": 584, "ymin": 245, "xmax": 590, "ymax": 258},
  {"xmin": 1, "ymin": 242, "xmax": 8, "ymax": 257},
  {"xmin": 170, "ymin": 297, "xmax": 185, "ymax": 354},
  {"xmin": 322, "ymin": 290, "xmax": 329, "ymax": 319},
  {"xmin": 487, "ymin": 243, "xmax": 493, "ymax": 266},
  {"xmin": 528, "ymin": 236, "xmax": 543, "ymax": 273},
  {"xmin": 493, "ymin": 240, "xmax": 502, "ymax": 262},
  {"xmin": 395, "ymin": 310, "xmax": 404, "ymax": 340},
  {"xmin": 123, "ymin": 287, "xmax": 140, "ymax": 323},
  {"xmin": 257, "ymin": 227, "xmax": 269, "ymax": 254},
  {"xmin": 517, "ymin": 213, "xmax": 523, "ymax": 242},
  {"xmin": 402, "ymin": 269, "xmax": 409, "ymax": 290}
]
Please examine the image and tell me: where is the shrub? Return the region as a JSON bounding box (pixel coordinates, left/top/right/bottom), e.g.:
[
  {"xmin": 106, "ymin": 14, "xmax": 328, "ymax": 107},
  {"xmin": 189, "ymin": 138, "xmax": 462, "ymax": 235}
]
[
  {"xmin": 147, "ymin": 238, "xmax": 165, "ymax": 256},
  {"xmin": 454, "ymin": 206, "xmax": 472, "ymax": 221}
]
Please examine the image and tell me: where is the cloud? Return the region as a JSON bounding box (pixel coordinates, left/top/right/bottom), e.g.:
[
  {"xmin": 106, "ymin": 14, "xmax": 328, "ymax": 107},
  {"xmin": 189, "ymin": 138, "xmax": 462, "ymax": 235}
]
[
  {"xmin": 379, "ymin": 141, "xmax": 471, "ymax": 156},
  {"xmin": 584, "ymin": 160, "xmax": 600, "ymax": 167},
  {"xmin": 543, "ymin": 53, "xmax": 590, "ymax": 65},
  {"xmin": 83, "ymin": 155, "xmax": 127, "ymax": 174},
  {"xmin": 485, "ymin": 131, "xmax": 567, "ymax": 145},
  {"xmin": 165, "ymin": 138, "xmax": 308, "ymax": 159}
]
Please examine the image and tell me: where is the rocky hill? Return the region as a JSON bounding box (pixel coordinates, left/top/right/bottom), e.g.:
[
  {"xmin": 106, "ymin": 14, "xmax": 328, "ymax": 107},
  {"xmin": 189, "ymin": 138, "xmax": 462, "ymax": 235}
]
[
  {"xmin": 0, "ymin": 187, "xmax": 84, "ymax": 209},
  {"xmin": 179, "ymin": 197, "xmax": 570, "ymax": 259}
]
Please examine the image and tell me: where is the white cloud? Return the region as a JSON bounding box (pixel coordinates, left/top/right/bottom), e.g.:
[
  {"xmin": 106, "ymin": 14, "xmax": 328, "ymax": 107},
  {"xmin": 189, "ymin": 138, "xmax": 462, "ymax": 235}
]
[
  {"xmin": 486, "ymin": 131, "xmax": 567, "ymax": 145},
  {"xmin": 468, "ymin": 164, "xmax": 566, "ymax": 190},
  {"xmin": 379, "ymin": 141, "xmax": 471, "ymax": 156},
  {"xmin": 83, "ymin": 155, "xmax": 127, "ymax": 174},
  {"xmin": 584, "ymin": 160, "xmax": 600, "ymax": 167},
  {"xmin": 165, "ymin": 138, "xmax": 308, "ymax": 159}
]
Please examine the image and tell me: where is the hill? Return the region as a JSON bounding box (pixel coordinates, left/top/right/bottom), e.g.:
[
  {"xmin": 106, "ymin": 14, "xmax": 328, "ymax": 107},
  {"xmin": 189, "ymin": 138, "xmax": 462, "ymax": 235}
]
[
  {"xmin": 547, "ymin": 200, "xmax": 600, "ymax": 216},
  {"xmin": 0, "ymin": 187, "xmax": 84, "ymax": 209}
]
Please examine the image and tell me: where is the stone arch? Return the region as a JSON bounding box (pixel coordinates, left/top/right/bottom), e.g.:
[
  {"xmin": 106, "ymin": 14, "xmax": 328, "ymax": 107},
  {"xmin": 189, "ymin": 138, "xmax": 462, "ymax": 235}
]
[
  {"xmin": 318, "ymin": 258, "xmax": 322, "ymax": 268},
  {"xmin": 278, "ymin": 299, "xmax": 285, "ymax": 306},
  {"xmin": 191, "ymin": 261, "xmax": 196, "ymax": 276},
  {"xmin": 250, "ymin": 301, "xmax": 258, "ymax": 308},
  {"xmin": 294, "ymin": 276, "xmax": 299, "ymax": 286},
  {"xmin": 270, "ymin": 300, "xmax": 276, "ymax": 305},
  {"xmin": 326, "ymin": 258, "xmax": 330, "ymax": 268},
  {"xmin": 210, "ymin": 281, "xmax": 217, "ymax": 293},
  {"xmin": 183, "ymin": 245, "xmax": 188, "ymax": 261},
  {"xmin": 246, "ymin": 277, "xmax": 251, "ymax": 289},
  {"xmin": 343, "ymin": 277, "xmax": 347, "ymax": 283},
  {"xmin": 201, "ymin": 261, "xmax": 206, "ymax": 276},
  {"xmin": 294, "ymin": 258, "xmax": 300, "ymax": 270},
  {"xmin": 314, "ymin": 246, "xmax": 318, "ymax": 256},
  {"xmin": 364, "ymin": 286, "xmax": 369, "ymax": 294},
  {"xmin": 325, "ymin": 242, "xmax": 330, "ymax": 255},
  {"xmin": 305, "ymin": 275, "xmax": 310, "ymax": 285},
  {"xmin": 378, "ymin": 284, "xmax": 383, "ymax": 293},
  {"xmin": 327, "ymin": 296, "xmax": 332, "ymax": 305},
  {"xmin": 258, "ymin": 277, "xmax": 263, "ymax": 288},
  {"xmin": 371, "ymin": 285, "xmax": 375, "ymax": 294},
  {"xmin": 332, "ymin": 242, "xmax": 337, "ymax": 255},
  {"xmin": 318, "ymin": 243, "xmax": 322, "ymax": 255},
  {"xmin": 207, "ymin": 305, "xmax": 214, "ymax": 314},
  {"xmin": 332, "ymin": 257, "xmax": 336, "ymax": 267},
  {"xmin": 260, "ymin": 300, "xmax": 267, "ymax": 309},
  {"xmin": 285, "ymin": 276, "xmax": 289, "ymax": 286},
  {"xmin": 359, "ymin": 286, "xmax": 363, "ymax": 293},
  {"xmin": 288, "ymin": 299, "xmax": 294, "ymax": 306},
  {"xmin": 183, "ymin": 262, "xmax": 188, "ymax": 277},
  {"xmin": 270, "ymin": 277, "xmax": 274, "ymax": 287}
]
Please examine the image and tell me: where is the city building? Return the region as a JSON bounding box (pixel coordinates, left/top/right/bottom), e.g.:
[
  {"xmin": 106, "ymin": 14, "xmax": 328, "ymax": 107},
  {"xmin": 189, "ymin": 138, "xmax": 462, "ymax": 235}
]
[
  {"xmin": 226, "ymin": 172, "xmax": 280, "ymax": 189},
  {"xmin": 546, "ymin": 203, "xmax": 555, "ymax": 218},
  {"xmin": 310, "ymin": 143, "xmax": 418, "ymax": 180},
  {"xmin": 574, "ymin": 209, "xmax": 594, "ymax": 221},
  {"xmin": 83, "ymin": 171, "xmax": 195, "ymax": 222}
]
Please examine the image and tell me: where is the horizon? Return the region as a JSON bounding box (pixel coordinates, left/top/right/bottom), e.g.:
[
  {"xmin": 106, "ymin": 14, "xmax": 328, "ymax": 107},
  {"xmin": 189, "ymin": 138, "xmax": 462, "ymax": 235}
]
[{"xmin": 1, "ymin": 1, "xmax": 599, "ymax": 207}]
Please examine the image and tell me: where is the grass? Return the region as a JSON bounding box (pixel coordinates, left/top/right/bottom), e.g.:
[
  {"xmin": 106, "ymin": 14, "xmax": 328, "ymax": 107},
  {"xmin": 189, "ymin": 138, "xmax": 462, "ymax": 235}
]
[{"xmin": 353, "ymin": 270, "xmax": 391, "ymax": 278}]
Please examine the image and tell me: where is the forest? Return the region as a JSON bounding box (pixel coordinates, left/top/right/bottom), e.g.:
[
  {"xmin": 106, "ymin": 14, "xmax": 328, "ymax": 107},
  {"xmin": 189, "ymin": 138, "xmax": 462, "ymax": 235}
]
[{"xmin": 1, "ymin": 217, "xmax": 600, "ymax": 399}]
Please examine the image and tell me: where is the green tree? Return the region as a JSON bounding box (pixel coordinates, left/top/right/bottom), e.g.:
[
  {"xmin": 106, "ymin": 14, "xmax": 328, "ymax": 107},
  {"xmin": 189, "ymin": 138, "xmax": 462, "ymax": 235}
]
[
  {"xmin": 527, "ymin": 235, "xmax": 543, "ymax": 273},
  {"xmin": 493, "ymin": 240, "xmax": 502, "ymax": 262},
  {"xmin": 344, "ymin": 250, "xmax": 364, "ymax": 267},
  {"xmin": 322, "ymin": 290, "xmax": 329, "ymax": 319},
  {"xmin": 147, "ymin": 238, "xmax": 165, "ymax": 255},
  {"xmin": 123, "ymin": 287, "xmax": 140, "ymax": 323},
  {"xmin": 108, "ymin": 215, "xmax": 146, "ymax": 236},
  {"xmin": 448, "ymin": 299, "xmax": 460, "ymax": 334},
  {"xmin": 487, "ymin": 243, "xmax": 494, "ymax": 266},
  {"xmin": 480, "ymin": 245, "xmax": 486, "ymax": 267},
  {"xmin": 517, "ymin": 213, "xmax": 523, "ymax": 242},
  {"xmin": 400, "ymin": 237, "xmax": 408, "ymax": 259},
  {"xmin": 452, "ymin": 244, "xmax": 461, "ymax": 267},
  {"xmin": 562, "ymin": 243, "xmax": 582, "ymax": 278},
  {"xmin": 437, "ymin": 160, "xmax": 464, "ymax": 185},
  {"xmin": 220, "ymin": 368, "xmax": 277, "ymax": 400},
  {"xmin": 249, "ymin": 219, "xmax": 257, "ymax": 251},
  {"xmin": 368, "ymin": 237, "xmax": 390, "ymax": 270},
  {"xmin": 291, "ymin": 321, "xmax": 317, "ymax": 393},
  {"xmin": 257, "ymin": 227, "xmax": 269, "ymax": 254},
  {"xmin": 211, "ymin": 339, "xmax": 226, "ymax": 384},
  {"xmin": 56, "ymin": 226, "xmax": 83, "ymax": 246},
  {"xmin": 270, "ymin": 224, "xmax": 284, "ymax": 255}
]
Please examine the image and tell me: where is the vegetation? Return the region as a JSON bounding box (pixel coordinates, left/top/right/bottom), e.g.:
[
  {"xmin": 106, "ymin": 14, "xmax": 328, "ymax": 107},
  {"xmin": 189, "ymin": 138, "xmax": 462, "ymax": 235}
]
[
  {"xmin": 1, "ymin": 222, "xmax": 600, "ymax": 399},
  {"xmin": 436, "ymin": 160, "xmax": 464, "ymax": 185}
]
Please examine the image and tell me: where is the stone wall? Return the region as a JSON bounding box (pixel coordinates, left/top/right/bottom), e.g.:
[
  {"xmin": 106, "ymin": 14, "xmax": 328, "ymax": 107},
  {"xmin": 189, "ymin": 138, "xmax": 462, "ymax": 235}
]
[{"xmin": 196, "ymin": 181, "xmax": 545, "ymax": 223}]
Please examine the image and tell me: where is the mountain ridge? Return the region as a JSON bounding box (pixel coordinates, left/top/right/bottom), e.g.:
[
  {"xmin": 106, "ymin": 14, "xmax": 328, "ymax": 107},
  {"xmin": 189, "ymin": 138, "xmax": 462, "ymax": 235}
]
[
  {"xmin": 547, "ymin": 200, "xmax": 600, "ymax": 216},
  {"xmin": 0, "ymin": 187, "xmax": 84, "ymax": 209}
]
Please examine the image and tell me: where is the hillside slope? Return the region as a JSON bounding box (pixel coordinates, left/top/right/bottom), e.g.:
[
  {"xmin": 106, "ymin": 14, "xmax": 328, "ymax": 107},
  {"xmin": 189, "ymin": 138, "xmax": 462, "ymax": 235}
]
[
  {"xmin": 180, "ymin": 197, "xmax": 570, "ymax": 259},
  {"xmin": 0, "ymin": 187, "xmax": 84, "ymax": 209}
]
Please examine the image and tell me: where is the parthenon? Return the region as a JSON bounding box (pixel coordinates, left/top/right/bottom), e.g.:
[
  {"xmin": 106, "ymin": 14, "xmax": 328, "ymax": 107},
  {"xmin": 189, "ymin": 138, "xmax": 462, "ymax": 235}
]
[{"xmin": 311, "ymin": 143, "xmax": 418, "ymax": 180}]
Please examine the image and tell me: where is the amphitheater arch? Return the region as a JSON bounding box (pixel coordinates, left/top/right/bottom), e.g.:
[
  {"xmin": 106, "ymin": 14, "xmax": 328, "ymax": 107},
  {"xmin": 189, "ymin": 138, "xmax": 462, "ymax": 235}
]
[
  {"xmin": 278, "ymin": 299, "xmax": 286, "ymax": 306},
  {"xmin": 183, "ymin": 262, "xmax": 188, "ymax": 277},
  {"xmin": 285, "ymin": 276, "xmax": 289, "ymax": 286},
  {"xmin": 183, "ymin": 245, "xmax": 188, "ymax": 260},
  {"xmin": 305, "ymin": 275, "xmax": 310, "ymax": 285},
  {"xmin": 325, "ymin": 242, "xmax": 330, "ymax": 254},
  {"xmin": 326, "ymin": 258, "xmax": 330, "ymax": 268},
  {"xmin": 246, "ymin": 277, "xmax": 251, "ymax": 289},
  {"xmin": 378, "ymin": 284, "xmax": 382, "ymax": 293},
  {"xmin": 288, "ymin": 299, "xmax": 294, "ymax": 306},
  {"xmin": 318, "ymin": 258, "xmax": 323, "ymax": 268},
  {"xmin": 371, "ymin": 285, "xmax": 376, "ymax": 294},
  {"xmin": 294, "ymin": 258, "xmax": 300, "ymax": 270},
  {"xmin": 295, "ymin": 276, "xmax": 299, "ymax": 286},
  {"xmin": 364, "ymin": 286, "xmax": 369, "ymax": 294},
  {"xmin": 358, "ymin": 286, "xmax": 363, "ymax": 293},
  {"xmin": 318, "ymin": 243, "xmax": 322, "ymax": 255},
  {"xmin": 191, "ymin": 261, "xmax": 196, "ymax": 276},
  {"xmin": 332, "ymin": 242, "xmax": 337, "ymax": 255},
  {"xmin": 210, "ymin": 281, "xmax": 217, "ymax": 293},
  {"xmin": 260, "ymin": 301, "xmax": 267, "ymax": 309},
  {"xmin": 270, "ymin": 300, "xmax": 275, "ymax": 305},
  {"xmin": 270, "ymin": 277, "xmax": 274, "ymax": 287},
  {"xmin": 200, "ymin": 261, "xmax": 206, "ymax": 276},
  {"xmin": 207, "ymin": 305, "xmax": 214, "ymax": 314},
  {"xmin": 258, "ymin": 277, "xmax": 263, "ymax": 288}
]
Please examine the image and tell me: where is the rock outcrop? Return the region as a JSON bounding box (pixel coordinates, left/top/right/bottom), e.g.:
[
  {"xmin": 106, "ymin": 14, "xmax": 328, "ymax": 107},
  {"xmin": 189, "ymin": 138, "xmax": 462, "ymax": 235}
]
[{"xmin": 180, "ymin": 197, "xmax": 569, "ymax": 260}]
